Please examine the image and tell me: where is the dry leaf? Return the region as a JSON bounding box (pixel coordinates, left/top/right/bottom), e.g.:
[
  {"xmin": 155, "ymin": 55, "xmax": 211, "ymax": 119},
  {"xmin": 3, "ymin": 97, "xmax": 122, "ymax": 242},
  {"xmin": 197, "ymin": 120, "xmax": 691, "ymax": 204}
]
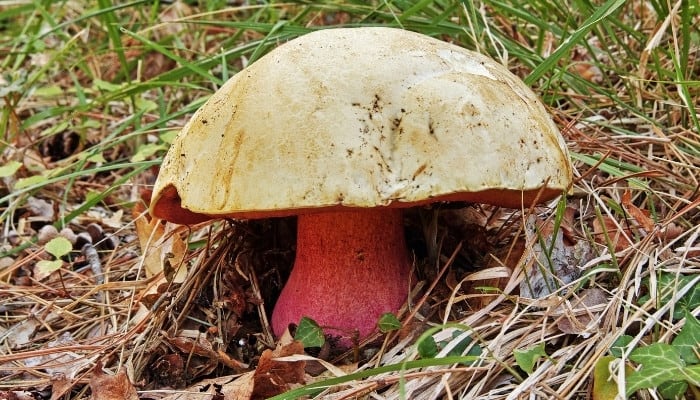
[
  {"xmin": 49, "ymin": 376, "xmax": 74, "ymax": 400},
  {"xmin": 556, "ymin": 288, "xmax": 609, "ymax": 336},
  {"xmin": 164, "ymin": 334, "xmax": 219, "ymax": 379},
  {"xmin": 251, "ymin": 341, "xmax": 306, "ymax": 399},
  {"xmin": 570, "ymin": 47, "xmax": 603, "ymax": 83},
  {"xmin": 660, "ymin": 222, "xmax": 683, "ymax": 242},
  {"xmin": 161, "ymin": 372, "xmax": 255, "ymax": 400},
  {"xmin": 158, "ymin": 1, "xmax": 192, "ymax": 36},
  {"xmin": 521, "ymin": 215, "xmax": 590, "ymax": 299},
  {"xmin": 167, "ymin": 333, "xmax": 217, "ymax": 358},
  {"xmin": 621, "ymin": 190, "xmax": 655, "ymax": 233},
  {"xmin": 4, "ymin": 317, "xmax": 40, "ymax": 348},
  {"xmin": 152, "ymin": 353, "xmax": 186, "ymax": 388},
  {"xmin": 89, "ymin": 362, "xmax": 138, "ymax": 400},
  {"xmin": 133, "ymin": 201, "xmax": 187, "ymax": 283},
  {"xmin": 593, "ymin": 216, "xmax": 634, "ymax": 252},
  {"xmin": 217, "ymin": 348, "xmax": 249, "ymax": 371},
  {"xmin": 273, "ymin": 354, "xmax": 348, "ymax": 378},
  {"xmin": 222, "ymin": 372, "xmax": 255, "ymax": 400},
  {"xmin": 26, "ymin": 196, "xmax": 54, "ymax": 222},
  {"xmin": 24, "ymin": 332, "xmax": 93, "ymax": 379},
  {"xmin": 0, "ymin": 391, "xmax": 36, "ymax": 400},
  {"xmin": 491, "ymin": 14, "xmax": 530, "ymax": 46}
]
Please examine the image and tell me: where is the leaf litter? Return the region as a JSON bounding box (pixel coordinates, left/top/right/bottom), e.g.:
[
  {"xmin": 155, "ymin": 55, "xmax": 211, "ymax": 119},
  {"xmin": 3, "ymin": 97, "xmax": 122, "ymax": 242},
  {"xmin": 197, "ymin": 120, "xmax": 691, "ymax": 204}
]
[{"xmin": 0, "ymin": 2, "xmax": 698, "ymax": 400}]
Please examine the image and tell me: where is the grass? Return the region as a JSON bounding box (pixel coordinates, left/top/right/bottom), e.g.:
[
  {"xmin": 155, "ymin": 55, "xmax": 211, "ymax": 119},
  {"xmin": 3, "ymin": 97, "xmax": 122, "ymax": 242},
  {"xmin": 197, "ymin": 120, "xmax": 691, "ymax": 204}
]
[{"xmin": 1, "ymin": 0, "xmax": 699, "ymax": 399}]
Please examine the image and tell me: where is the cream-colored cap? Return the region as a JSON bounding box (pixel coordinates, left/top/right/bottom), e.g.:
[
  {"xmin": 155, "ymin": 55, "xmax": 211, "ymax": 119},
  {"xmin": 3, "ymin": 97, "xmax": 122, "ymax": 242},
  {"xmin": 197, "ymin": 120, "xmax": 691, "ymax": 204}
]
[{"xmin": 151, "ymin": 27, "xmax": 572, "ymax": 224}]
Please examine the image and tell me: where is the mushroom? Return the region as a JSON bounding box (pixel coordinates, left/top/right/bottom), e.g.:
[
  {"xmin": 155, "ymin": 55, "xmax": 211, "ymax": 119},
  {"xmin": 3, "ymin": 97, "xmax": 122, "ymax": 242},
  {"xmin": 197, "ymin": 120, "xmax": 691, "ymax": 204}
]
[{"xmin": 149, "ymin": 28, "xmax": 572, "ymax": 346}]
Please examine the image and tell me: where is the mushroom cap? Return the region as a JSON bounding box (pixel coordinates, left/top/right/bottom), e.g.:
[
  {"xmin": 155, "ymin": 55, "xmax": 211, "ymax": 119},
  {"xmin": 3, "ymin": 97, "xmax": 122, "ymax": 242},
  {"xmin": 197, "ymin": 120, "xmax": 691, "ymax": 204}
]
[{"xmin": 151, "ymin": 27, "xmax": 572, "ymax": 224}]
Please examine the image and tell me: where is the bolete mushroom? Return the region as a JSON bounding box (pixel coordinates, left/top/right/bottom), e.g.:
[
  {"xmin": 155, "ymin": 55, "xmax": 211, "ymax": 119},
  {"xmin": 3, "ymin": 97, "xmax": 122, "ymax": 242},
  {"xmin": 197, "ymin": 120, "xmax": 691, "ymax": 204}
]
[{"xmin": 149, "ymin": 27, "xmax": 572, "ymax": 346}]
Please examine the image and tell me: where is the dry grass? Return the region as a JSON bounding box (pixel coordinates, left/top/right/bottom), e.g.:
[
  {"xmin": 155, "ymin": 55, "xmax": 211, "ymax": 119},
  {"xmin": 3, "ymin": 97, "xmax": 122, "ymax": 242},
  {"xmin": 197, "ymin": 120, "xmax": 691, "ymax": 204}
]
[{"xmin": 1, "ymin": 1, "xmax": 698, "ymax": 399}]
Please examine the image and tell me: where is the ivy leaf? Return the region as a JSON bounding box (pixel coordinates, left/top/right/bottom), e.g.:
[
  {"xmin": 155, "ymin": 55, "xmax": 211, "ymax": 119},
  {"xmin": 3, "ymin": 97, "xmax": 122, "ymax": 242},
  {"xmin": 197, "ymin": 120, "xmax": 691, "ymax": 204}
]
[
  {"xmin": 685, "ymin": 364, "xmax": 700, "ymax": 385},
  {"xmin": 626, "ymin": 343, "xmax": 685, "ymax": 396},
  {"xmin": 377, "ymin": 312, "xmax": 401, "ymax": 333},
  {"xmin": 658, "ymin": 380, "xmax": 688, "ymax": 400},
  {"xmin": 446, "ymin": 332, "xmax": 474, "ymax": 357},
  {"xmin": 514, "ymin": 342, "xmax": 547, "ymax": 375},
  {"xmin": 445, "ymin": 333, "xmax": 481, "ymax": 366},
  {"xmin": 44, "ymin": 237, "xmax": 73, "ymax": 259},
  {"xmin": 653, "ymin": 273, "xmax": 700, "ymax": 320},
  {"xmin": 672, "ymin": 310, "xmax": 700, "ymax": 364},
  {"xmin": 609, "ymin": 335, "xmax": 633, "ymax": 358},
  {"xmin": 293, "ymin": 317, "xmax": 324, "ymax": 348},
  {"xmin": 672, "ymin": 275, "xmax": 700, "ymax": 320},
  {"xmin": 417, "ymin": 335, "xmax": 439, "ymax": 358}
]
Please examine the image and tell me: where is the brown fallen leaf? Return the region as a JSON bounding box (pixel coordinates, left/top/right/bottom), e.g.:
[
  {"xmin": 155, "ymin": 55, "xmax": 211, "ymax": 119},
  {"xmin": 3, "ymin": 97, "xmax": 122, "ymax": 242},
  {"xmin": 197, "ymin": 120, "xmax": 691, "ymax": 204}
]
[
  {"xmin": 89, "ymin": 361, "xmax": 138, "ymax": 400},
  {"xmin": 521, "ymin": 215, "xmax": 591, "ymax": 299},
  {"xmin": 251, "ymin": 341, "xmax": 306, "ymax": 399},
  {"xmin": 161, "ymin": 372, "xmax": 255, "ymax": 400},
  {"xmin": 0, "ymin": 391, "xmax": 36, "ymax": 400},
  {"xmin": 167, "ymin": 334, "xmax": 218, "ymax": 359},
  {"xmin": 163, "ymin": 333, "xmax": 218, "ymax": 379},
  {"xmin": 223, "ymin": 372, "xmax": 255, "ymax": 400},
  {"xmin": 217, "ymin": 348, "xmax": 249, "ymax": 371},
  {"xmin": 556, "ymin": 288, "xmax": 609, "ymax": 336},
  {"xmin": 133, "ymin": 200, "xmax": 188, "ymax": 285},
  {"xmin": 49, "ymin": 375, "xmax": 73, "ymax": 400},
  {"xmin": 593, "ymin": 215, "xmax": 634, "ymax": 253},
  {"xmin": 621, "ymin": 190, "xmax": 655, "ymax": 233},
  {"xmin": 152, "ymin": 353, "xmax": 186, "ymax": 388},
  {"xmin": 24, "ymin": 331, "xmax": 94, "ymax": 381},
  {"xmin": 570, "ymin": 47, "xmax": 603, "ymax": 83}
]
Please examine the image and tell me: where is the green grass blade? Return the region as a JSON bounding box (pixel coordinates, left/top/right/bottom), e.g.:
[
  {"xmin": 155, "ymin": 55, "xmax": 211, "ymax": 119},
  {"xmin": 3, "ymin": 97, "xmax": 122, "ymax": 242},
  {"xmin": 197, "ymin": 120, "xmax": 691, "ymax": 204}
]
[{"xmin": 524, "ymin": 0, "xmax": 626, "ymax": 85}]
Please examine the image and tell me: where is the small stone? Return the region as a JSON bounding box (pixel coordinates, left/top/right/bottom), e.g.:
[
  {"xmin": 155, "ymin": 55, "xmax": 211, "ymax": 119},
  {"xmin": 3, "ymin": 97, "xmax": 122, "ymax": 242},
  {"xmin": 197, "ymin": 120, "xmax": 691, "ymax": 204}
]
[
  {"xmin": 0, "ymin": 257, "xmax": 14, "ymax": 271},
  {"xmin": 37, "ymin": 225, "xmax": 59, "ymax": 245},
  {"xmin": 75, "ymin": 232, "xmax": 93, "ymax": 249},
  {"xmin": 86, "ymin": 223, "xmax": 104, "ymax": 243},
  {"xmin": 59, "ymin": 228, "xmax": 78, "ymax": 245}
]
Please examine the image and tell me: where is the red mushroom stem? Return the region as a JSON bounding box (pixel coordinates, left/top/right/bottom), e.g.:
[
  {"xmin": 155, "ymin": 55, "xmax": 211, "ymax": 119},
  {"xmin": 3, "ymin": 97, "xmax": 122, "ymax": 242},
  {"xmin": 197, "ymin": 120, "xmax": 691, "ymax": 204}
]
[{"xmin": 271, "ymin": 208, "xmax": 411, "ymax": 346}]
